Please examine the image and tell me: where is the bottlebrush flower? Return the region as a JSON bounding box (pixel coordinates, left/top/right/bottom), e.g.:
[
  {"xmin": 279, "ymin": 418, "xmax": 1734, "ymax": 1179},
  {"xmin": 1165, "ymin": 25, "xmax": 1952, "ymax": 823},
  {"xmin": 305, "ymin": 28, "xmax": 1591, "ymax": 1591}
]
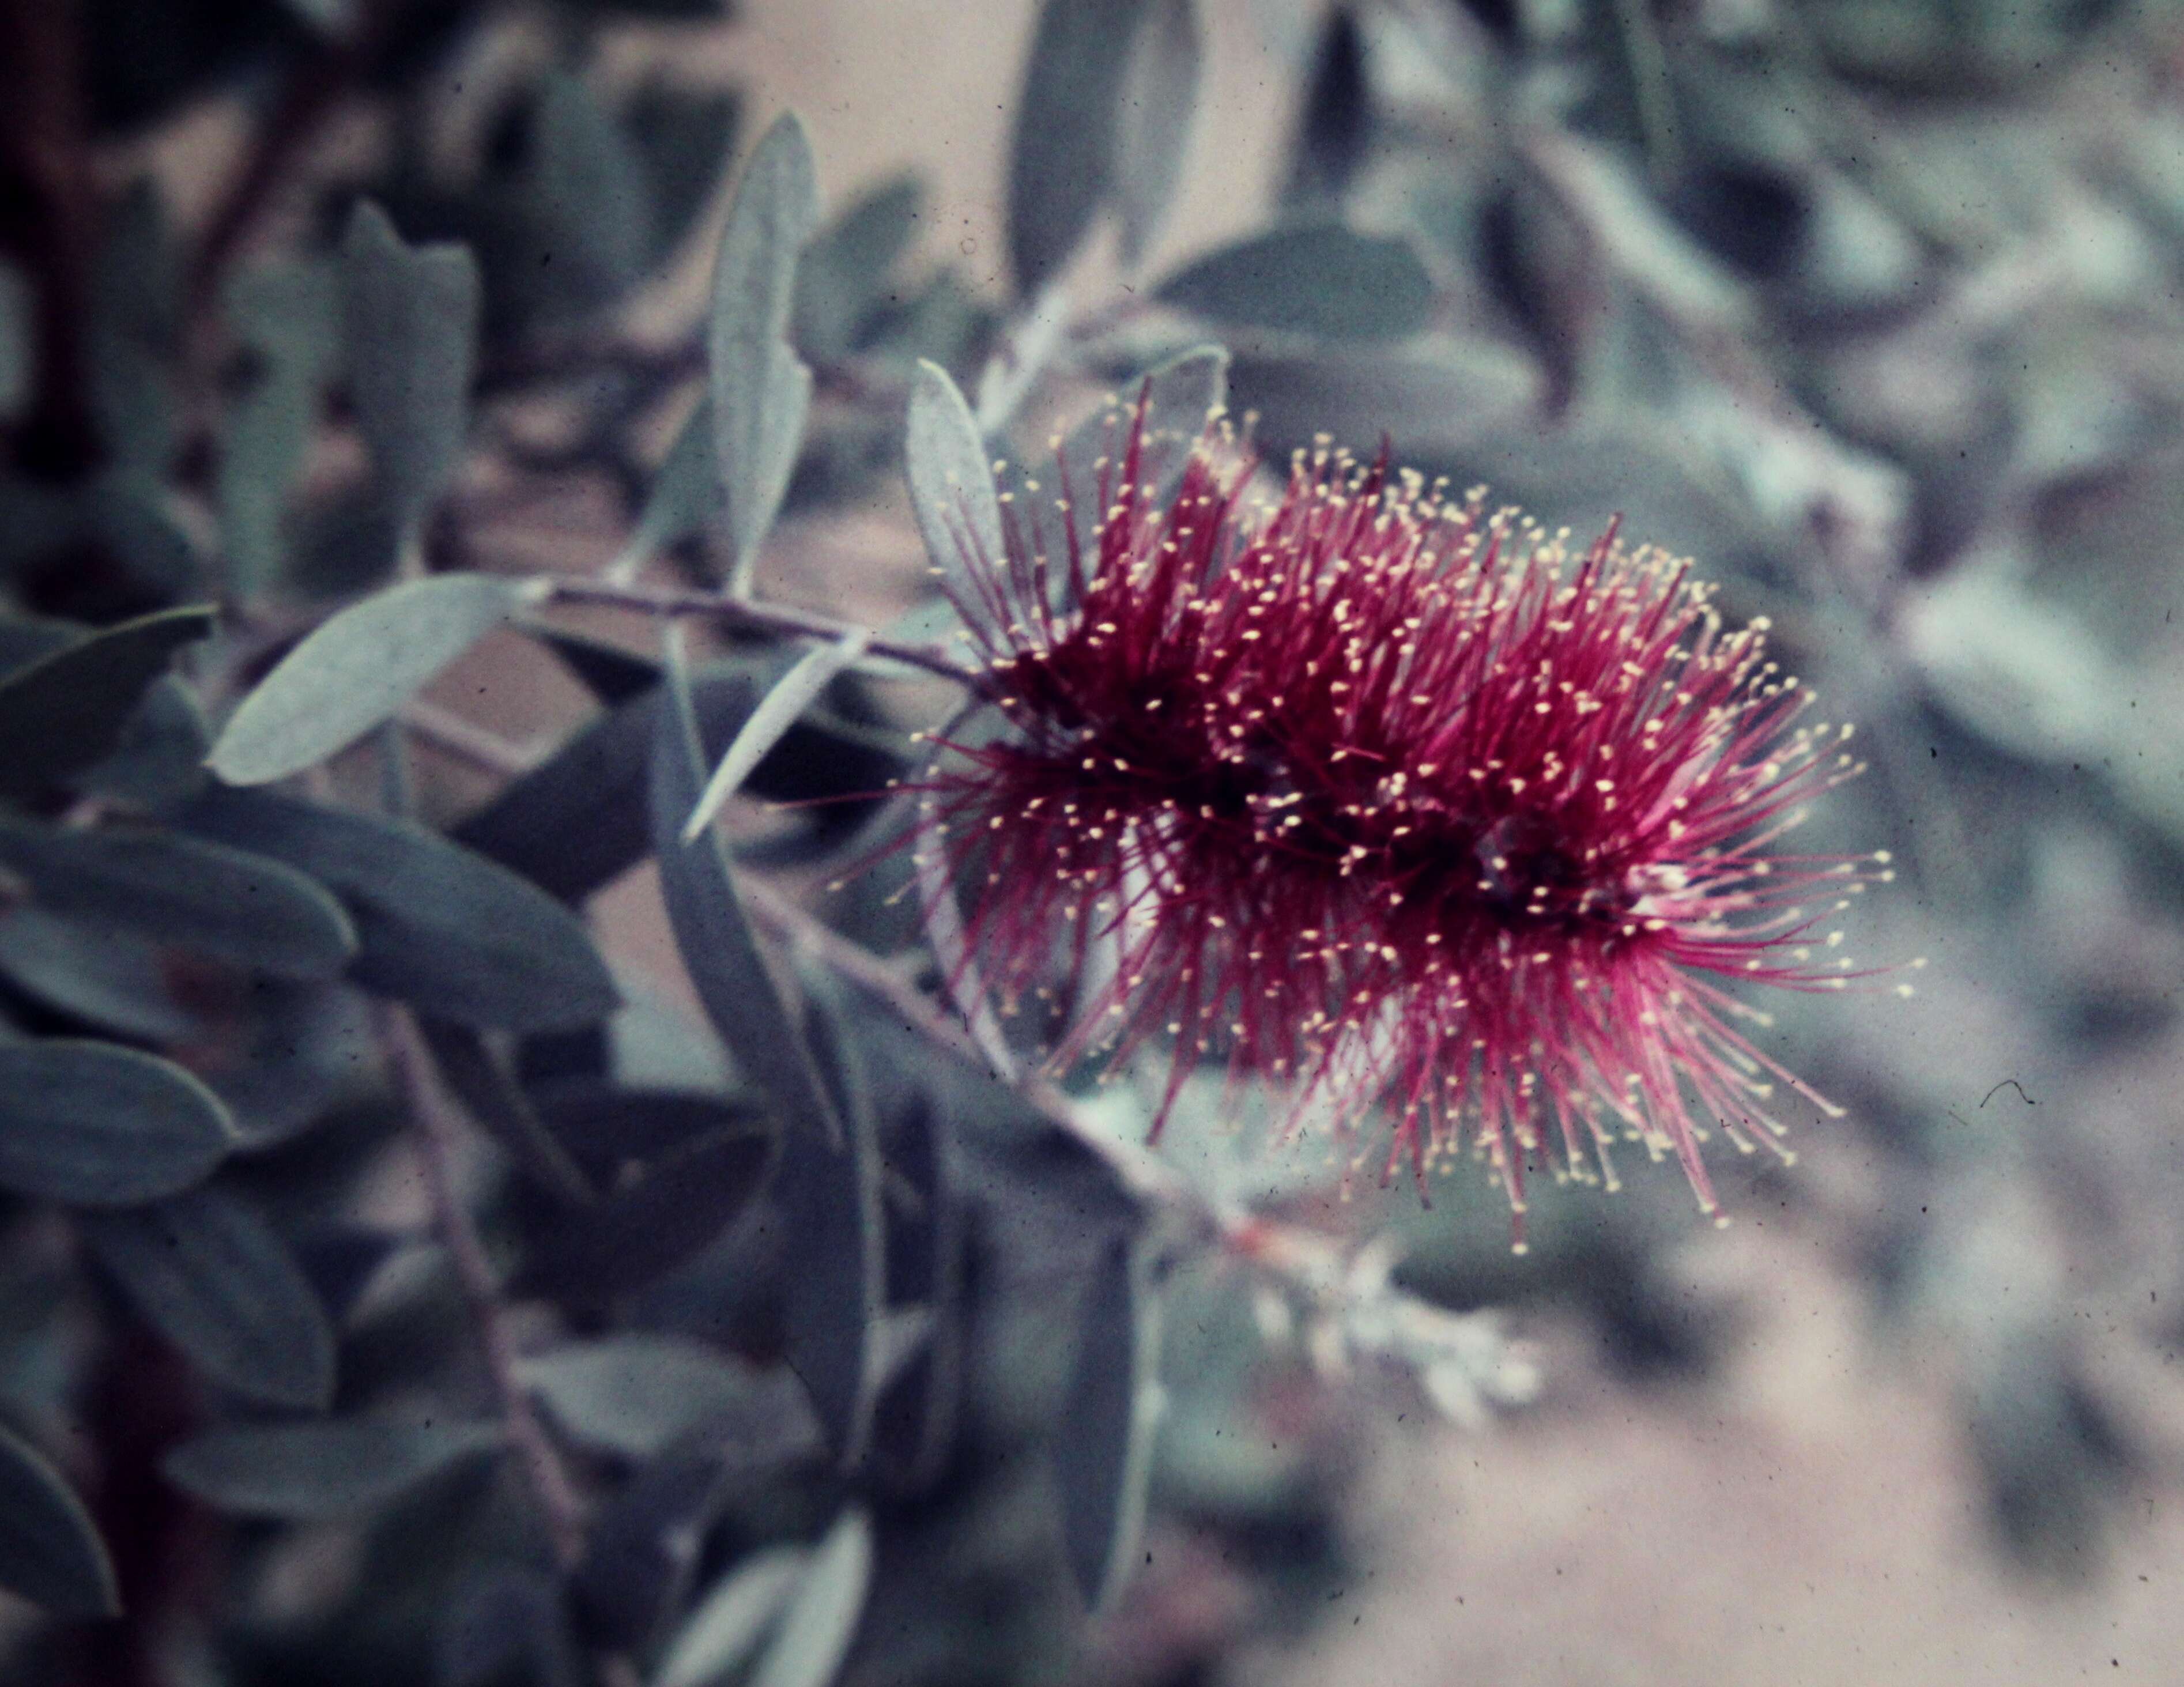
[{"xmin": 913, "ymin": 401, "xmax": 1904, "ymax": 1246}]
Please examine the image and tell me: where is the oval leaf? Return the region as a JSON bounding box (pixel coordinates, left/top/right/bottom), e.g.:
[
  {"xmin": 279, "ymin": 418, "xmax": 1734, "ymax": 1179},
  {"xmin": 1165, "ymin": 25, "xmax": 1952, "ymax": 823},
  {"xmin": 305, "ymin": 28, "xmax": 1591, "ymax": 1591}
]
[
  {"xmin": 519, "ymin": 1335, "xmax": 814, "ymax": 1461},
  {"xmin": 905, "ymin": 360, "xmax": 1006, "ymax": 631},
  {"xmin": 0, "ymin": 1422, "xmax": 119, "ymax": 1617},
  {"xmin": 748, "ymin": 1508, "xmax": 873, "ymax": 1687},
  {"xmin": 655, "ymin": 1546, "xmax": 810, "ymax": 1687},
  {"xmin": 182, "ymin": 788, "xmax": 619, "ymax": 1032},
  {"xmin": 0, "ymin": 906, "xmax": 200, "ymax": 1043},
  {"xmin": 0, "ymin": 605, "xmax": 215, "ymax": 801},
  {"xmin": 710, "ymin": 113, "xmax": 820, "ymax": 588},
  {"xmin": 0, "ymin": 814, "xmax": 356, "ymax": 977},
  {"xmin": 79, "ymin": 1184, "xmax": 336, "ymax": 1409},
  {"xmin": 1008, "ymin": 0, "xmax": 1153, "ymax": 291},
  {"xmin": 1155, "ymin": 223, "xmax": 1434, "ymax": 341},
  {"xmin": 341, "ymin": 202, "xmax": 481, "ymax": 549},
  {"xmin": 1055, "ymin": 1235, "xmax": 1163, "ymax": 1611},
  {"xmin": 1114, "ymin": 0, "xmax": 1202, "ymax": 269},
  {"xmin": 162, "ymin": 1417, "xmax": 503, "ymax": 1519},
  {"xmin": 210, "ymin": 572, "xmax": 528, "ymax": 784},
  {"xmin": 0, "ymin": 1040, "xmax": 232, "ymax": 1206}
]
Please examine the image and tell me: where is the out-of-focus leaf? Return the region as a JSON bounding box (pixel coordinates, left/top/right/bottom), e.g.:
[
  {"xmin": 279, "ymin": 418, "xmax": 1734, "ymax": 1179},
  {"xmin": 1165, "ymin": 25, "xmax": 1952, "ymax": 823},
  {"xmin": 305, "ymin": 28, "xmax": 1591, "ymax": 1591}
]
[
  {"xmin": 775, "ymin": 987, "xmax": 884, "ymax": 1465},
  {"xmin": 208, "ymin": 980, "xmax": 376, "ymax": 1149},
  {"xmin": 75, "ymin": 677, "xmax": 209, "ymax": 807},
  {"xmin": 625, "ymin": 81, "xmax": 741, "ymax": 270},
  {"xmin": 340, "ymin": 202, "xmax": 480, "ymax": 553},
  {"xmin": 0, "ymin": 605, "xmax": 214, "ymax": 801},
  {"xmin": 683, "ymin": 630, "xmax": 870, "ymax": 841},
  {"xmin": 418, "ymin": 1018, "xmax": 593, "ymax": 1202},
  {"xmin": 0, "ymin": 907, "xmax": 199, "ymax": 1043},
  {"xmin": 182, "ymin": 788, "xmax": 618, "ymax": 1032},
  {"xmin": 519, "ymin": 1334, "xmax": 817, "ymax": 1460},
  {"xmin": 748, "ymin": 1508, "xmax": 872, "ymax": 1687},
  {"xmin": 210, "ymin": 572, "xmax": 531, "ymax": 784},
  {"xmin": 0, "ymin": 1040, "xmax": 232, "ymax": 1206},
  {"xmin": 162, "ymin": 1416, "xmax": 503, "ymax": 1519},
  {"xmin": 519, "ymin": 72, "xmax": 654, "ymax": 322},
  {"xmin": 609, "ymin": 399, "xmax": 725, "ymax": 583},
  {"xmin": 650, "ymin": 663, "xmax": 841, "ymax": 1141},
  {"xmin": 219, "ymin": 258, "xmax": 340, "ymax": 597},
  {"xmin": 512, "ymin": 1122, "xmax": 775, "ymax": 1304},
  {"xmin": 710, "ymin": 113, "xmax": 820, "ymax": 589},
  {"xmin": 0, "ymin": 815, "xmax": 356, "ymax": 978},
  {"xmin": 1055, "ymin": 1234, "xmax": 1163, "ymax": 1611},
  {"xmin": 870, "ymin": 1092, "xmax": 963, "ymax": 1492},
  {"xmin": 1155, "ymin": 223, "xmax": 1434, "ymax": 341},
  {"xmin": 906, "ymin": 360, "xmax": 1006, "ymax": 631},
  {"xmin": 88, "ymin": 179, "xmax": 179, "ymax": 475},
  {"xmin": 1114, "ymin": 0, "xmax": 1201, "ymax": 270},
  {"xmin": 1008, "ymin": 0, "xmax": 1153, "ymax": 292},
  {"xmin": 573, "ymin": 1451, "xmax": 732, "ymax": 1649},
  {"xmin": 0, "ymin": 260, "xmax": 27, "ymax": 421},
  {"xmin": 655, "ymin": 1545, "xmax": 809, "ymax": 1687},
  {"xmin": 1226, "ymin": 337, "xmax": 1541, "ymax": 462},
  {"xmin": 523, "ymin": 623, "xmax": 661, "ymax": 704},
  {"xmin": 79, "ymin": 1183, "xmax": 336, "ymax": 1409},
  {"xmin": 1283, "ymin": 6, "xmax": 1370, "ymax": 209},
  {"xmin": 0, "ymin": 1422, "xmax": 118, "ymax": 1617},
  {"xmin": 436, "ymin": 1564, "xmax": 583, "ymax": 1687},
  {"xmin": 793, "ymin": 177, "xmax": 923, "ymax": 364}
]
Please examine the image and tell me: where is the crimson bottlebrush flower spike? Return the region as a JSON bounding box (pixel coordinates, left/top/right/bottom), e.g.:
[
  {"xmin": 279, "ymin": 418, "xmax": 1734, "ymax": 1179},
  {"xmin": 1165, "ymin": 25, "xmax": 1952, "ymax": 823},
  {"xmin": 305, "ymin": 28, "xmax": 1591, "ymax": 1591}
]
[{"xmin": 911, "ymin": 391, "xmax": 1909, "ymax": 1248}]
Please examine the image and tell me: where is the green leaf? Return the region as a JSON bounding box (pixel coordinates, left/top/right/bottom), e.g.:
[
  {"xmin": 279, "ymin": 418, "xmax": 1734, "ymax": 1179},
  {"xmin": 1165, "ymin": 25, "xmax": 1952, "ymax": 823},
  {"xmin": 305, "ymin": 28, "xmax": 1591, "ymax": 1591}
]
[
  {"xmin": 649, "ymin": 663, "xmax": 841, "ymax": 1141},
  {"xmin": 340, "ymin": 202, "xmax": 481, "ymax": 554},
  {"xmin": 75, "ymin": 677, "xmax": 210, "ymax": 809},
  {"xmin": 748, "ymin": 1508, "xmax": 873, "ymax": 1687},
  {"xmin": 0, "ymin": 907, "xmax": 200, "ymax": 1043},
  {"xmin": 209, "ymin": 572, "xmax": 530, "ymax": 784},
  {"xmin": 1055, "ymin": 1235, "xmax": 1163, "ymax": 1611},
  {"xmin": 682, "ymin": 629, "xmax": 870, "ymax": 843},
  {"xmin": 1114, "ymin": 0, "xmax": 1202, "ymax": 270},
  {"xmin": 0, "ymin": 1040, "xmax": 233, "ymax": 1206},
  {"xmin": 709, "ymin": 112, "xmax": 820, "ymax": 590},
  {"xmin": 220, "ymin": 259, "xmax": 341, "ymax": 597},
  {"xmin": 79, "ymin": 1184, "xmax": 337, "ymax": 1409},
  {"xmin": 519, "ymin": 72, "xmax": 654, "ymax": 322},
  {"xmin": 1155, "ymin": 223, "xmax": 1435, "ymax": 341},
  {"xmin": 0, "ymin": 815, "xmax": 357, "ymax": 978},
  {"xmin": 609, "ymin": 398, "xmax": 726, "ymax": 583},
  {"xmin": 89, "ymin": 179, "xmax": 180, "ymax": 475},
  {"xmin": 905, "ymin": 360, "xmax": 1005, "ymax": 627},
  {"xmin": 1224, "ymin": 336, "xmax": 1540, "ymax": 463},
  {"xmin": 417, "ymin": 1018, "xmax": 593, "ymax": 1202},
  {"xmin": 0, "ymin": 606, "xmax": 216, "ymax": 801},
  {"xmin": 436, "ymin": 1565, "xmax": 583, "ymax": 1687},
  {"xmin": 163, "ymin": 1417, "xmax": 504, "ymax": 1520},
  {"xmin": 519, "ymin": 1335, "xmax": 814, "ymax": 1460},
  {"xmin": 0, "ymin": 1422, "xmax": 119, "ymax": 1617},
  {"xmin": 181, "ymin": 789, "xmax": 619, "ymax": 1032},
  {"xmin": 655, "ymin": 1546, "xmax": 809, "ymax": 1687},
  {"xmin": 1008, "ymin": 0, "xmax": 1153, "ymax": 292},
  {"xmin": 792, "ymin": 177, "xmax": 924, "ymax": 364}
]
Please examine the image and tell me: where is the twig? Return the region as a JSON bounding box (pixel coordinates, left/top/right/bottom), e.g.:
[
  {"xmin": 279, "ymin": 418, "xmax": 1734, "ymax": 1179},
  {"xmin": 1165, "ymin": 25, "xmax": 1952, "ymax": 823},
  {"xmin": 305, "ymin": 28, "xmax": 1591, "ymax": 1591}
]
[
  {"xmin": 540, "ymin": 577, "xmax": 981, "ymax": 686},
  {"xmin": 376, "ymin": 1001, "xmax": 587, "ymax": 1568}
]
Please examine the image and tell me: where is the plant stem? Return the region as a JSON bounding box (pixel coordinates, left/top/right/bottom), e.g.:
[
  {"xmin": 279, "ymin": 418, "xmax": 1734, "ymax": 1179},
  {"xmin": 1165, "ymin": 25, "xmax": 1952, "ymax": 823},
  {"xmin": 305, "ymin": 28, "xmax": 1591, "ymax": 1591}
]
[
  {"xmin": 540, "ymin": 577, "xmax": 981, "ymax": 685},
  {"xmin": 376, "ymin": 1001, "xmax": 587, "ymax": 1568}
]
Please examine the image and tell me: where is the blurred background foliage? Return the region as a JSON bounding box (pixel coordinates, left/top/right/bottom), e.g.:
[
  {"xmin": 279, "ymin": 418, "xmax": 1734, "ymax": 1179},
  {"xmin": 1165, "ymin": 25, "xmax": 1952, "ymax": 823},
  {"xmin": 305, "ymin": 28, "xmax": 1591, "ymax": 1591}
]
[{"xmin": 1, "ymin": 0, "xmax": 2183, "ymax": 1684}]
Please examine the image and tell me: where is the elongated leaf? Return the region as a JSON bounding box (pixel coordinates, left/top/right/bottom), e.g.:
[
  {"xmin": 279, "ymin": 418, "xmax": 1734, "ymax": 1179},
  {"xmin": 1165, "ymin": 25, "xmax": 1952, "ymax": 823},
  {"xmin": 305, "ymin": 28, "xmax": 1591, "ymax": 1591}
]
[
  {"xmin": 748, "ymin": 1509, "xmax": 872, "ymax": 1687},
  {"xmin": 684, "ymin": 630, "xmax": 869, "ymax": 841},
  {"xmin": 1008, "ymin": 0, "xmax": 1153, "ymax": 291},
  {"xmin": 0, "ymin": 907, "xmax": 199, "ymax": 1043},
  {"xmin": 0, "ymin": 1422, "xmax": 118, "ymax": 1617},
  {"xmin": 79, "ymin": 1184, "xmax": 336, "ymax": 1409},
  {"xmin": 0, "ymin": 606, "xmax": 215, "ymax": 800},
  {"xmin": 649, "ymin": 666, "xmax": 840, "ymax": 1142},
  {"xmin": 906, "ymin": 360, "xmax": 1005, "ymax": 628},
  {"xmin": 792, "ymin": 177, "xmax": 924, "ymax": 364},
  {"xmin": 1055, "ymin": 1235, "xmax": 1163, "ymax": 1611},
  {"xmin": 514, "ymin": 1123, "xmax": 774, "ymax": 1303},
  {"xmin": 710, "ymin": 113, "xmax": 820, "ymax": 588},
  {"xmin": 182, "ymin": 789, "xmax": 618, "ymax": 1032},
  {"xmin": 608, "ymin": 398, "xmax": 724, "ymax": 582},
  {"xmin": 0, "ymin": 1040, "xmax": 233, "ymax": 1206},
  {"xmin": 656, "ymin": 1546, "xmax": 809, "ymax": 1687},
  {"xmin": 1155, "ymin": 224, "xmax": 1434, "ymax": 341},
  {"xmin": 210, "ymin": 573, "xmax": 531, "ymax": 784},
  {"xmin": 1114, "ymin": 0, "xmax": 1202, "ymax": 269},
  {"xmin": 341, "ymin": 202, "xmax": 481, "ymax": 550},
  {"xmin": 520, "ymin": 1335, "xmax": 814, "ymax": 1460},
  {"xmin": 163, "ymin": 1417, "xmax": 503, "ymax": 1519},
  {"xmin": 0, "ymin": 815, "xmax": 355, "ymax": 978},
  {"xmin": 77, "ymin": 676, "xmax": 210, "ymax": 807},
  {"xmin": 220, "ymin": 258, "xmax": 340, "ymax": 596}
]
